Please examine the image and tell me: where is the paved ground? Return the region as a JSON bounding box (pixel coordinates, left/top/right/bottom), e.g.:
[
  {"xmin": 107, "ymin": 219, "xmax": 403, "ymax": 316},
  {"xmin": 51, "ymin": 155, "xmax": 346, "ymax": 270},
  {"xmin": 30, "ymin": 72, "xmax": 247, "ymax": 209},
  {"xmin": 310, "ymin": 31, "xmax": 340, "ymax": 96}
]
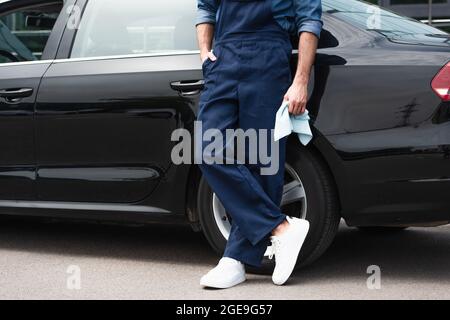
[{"xmin": 0, "ymin": 216, "xmax": 449, "ymax": 300}]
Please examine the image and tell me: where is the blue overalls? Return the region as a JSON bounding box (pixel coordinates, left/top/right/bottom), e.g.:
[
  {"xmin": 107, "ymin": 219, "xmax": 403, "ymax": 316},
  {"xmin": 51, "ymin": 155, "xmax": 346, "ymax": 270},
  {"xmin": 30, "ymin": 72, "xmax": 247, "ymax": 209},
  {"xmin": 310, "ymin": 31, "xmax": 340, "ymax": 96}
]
[{"xmin": 198, "ymin": 0, "xmax": 292, "ymax": 268}]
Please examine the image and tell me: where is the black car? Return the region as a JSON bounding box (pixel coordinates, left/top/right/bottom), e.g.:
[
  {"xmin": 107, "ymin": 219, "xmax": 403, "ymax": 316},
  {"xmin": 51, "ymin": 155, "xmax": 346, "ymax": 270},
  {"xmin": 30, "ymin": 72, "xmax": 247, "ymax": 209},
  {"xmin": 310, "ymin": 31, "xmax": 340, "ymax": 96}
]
[{"xmin": 0, "ymin": 0, "xmax": 449, "ymax": 268}]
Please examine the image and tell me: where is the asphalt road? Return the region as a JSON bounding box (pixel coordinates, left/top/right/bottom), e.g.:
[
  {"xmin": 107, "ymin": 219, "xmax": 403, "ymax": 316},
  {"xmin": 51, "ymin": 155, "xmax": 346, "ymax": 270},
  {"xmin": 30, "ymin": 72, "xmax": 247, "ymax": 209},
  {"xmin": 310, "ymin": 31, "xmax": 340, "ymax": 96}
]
[{"xmin": 0, "ymin": 216, "xmax": 449, "ymax": 300}]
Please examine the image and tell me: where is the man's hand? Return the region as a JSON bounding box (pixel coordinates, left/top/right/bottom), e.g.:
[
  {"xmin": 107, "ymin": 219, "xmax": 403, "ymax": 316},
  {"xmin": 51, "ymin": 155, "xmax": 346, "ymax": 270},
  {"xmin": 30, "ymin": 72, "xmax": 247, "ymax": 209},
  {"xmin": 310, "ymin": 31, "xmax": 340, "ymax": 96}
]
[
  {"xmin": 284, "ymin": 82, "xmax": 308, "ymax": 115},
  {"xmin": 200, "ymin": 50, "xmax": 217, "ymax": 63},
  {"xmin": 285, "ymin": 31, "xmax": 318, "ymax": 115}
]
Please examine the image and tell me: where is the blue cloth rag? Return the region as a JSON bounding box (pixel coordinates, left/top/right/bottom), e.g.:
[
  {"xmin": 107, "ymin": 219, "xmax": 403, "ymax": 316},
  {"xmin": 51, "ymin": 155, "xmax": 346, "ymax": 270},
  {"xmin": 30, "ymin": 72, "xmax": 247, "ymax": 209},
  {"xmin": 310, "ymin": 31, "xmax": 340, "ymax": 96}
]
[{"xmin": 274, "ymin": 101, "xmax": 313, "ymax": 145}]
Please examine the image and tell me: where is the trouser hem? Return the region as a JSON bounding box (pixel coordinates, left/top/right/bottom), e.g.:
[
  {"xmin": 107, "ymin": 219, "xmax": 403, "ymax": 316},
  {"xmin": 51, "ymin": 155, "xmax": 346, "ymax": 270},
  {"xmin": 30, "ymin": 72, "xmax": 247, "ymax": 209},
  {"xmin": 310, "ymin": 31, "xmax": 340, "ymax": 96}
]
[
  {"xmin": 249, "ymin": 213, "xmax": 287, "ymax": 246},
  {"xmin": 223, "ymin": 253, "xmax": 264, "ymax": 269}
]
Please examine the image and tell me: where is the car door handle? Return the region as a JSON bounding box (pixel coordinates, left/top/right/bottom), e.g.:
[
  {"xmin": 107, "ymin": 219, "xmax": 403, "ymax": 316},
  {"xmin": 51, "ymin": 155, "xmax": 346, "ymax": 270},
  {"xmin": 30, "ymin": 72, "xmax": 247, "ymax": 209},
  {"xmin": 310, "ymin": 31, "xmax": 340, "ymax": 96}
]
[
  {"xmin": 170, "ymin": 80, "xmax": 204, "ymax": 95},
  {"xmin": 0, "ymin": 88, "xmax": 34, "ymax": 99}
]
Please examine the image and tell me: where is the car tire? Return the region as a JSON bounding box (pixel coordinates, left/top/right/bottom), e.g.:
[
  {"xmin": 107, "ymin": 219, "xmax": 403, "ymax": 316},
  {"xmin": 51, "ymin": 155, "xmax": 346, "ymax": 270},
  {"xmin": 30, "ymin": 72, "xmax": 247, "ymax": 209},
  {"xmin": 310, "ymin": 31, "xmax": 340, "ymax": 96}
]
[{"xmin": 197, "ymin": 143, "xmax": 341, "ymax": 271}]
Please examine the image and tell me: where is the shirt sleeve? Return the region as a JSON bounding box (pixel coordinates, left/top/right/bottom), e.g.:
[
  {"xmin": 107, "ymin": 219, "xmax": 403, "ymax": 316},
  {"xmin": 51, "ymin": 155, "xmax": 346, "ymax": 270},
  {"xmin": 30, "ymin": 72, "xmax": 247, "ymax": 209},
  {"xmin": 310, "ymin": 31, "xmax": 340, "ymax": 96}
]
[
  {"xmin": 196, "ymin": 0, "xmax": 219, "ymax": 26},
  {"xmin": 293, "ymin": 0, "xmax": 323, "ymax": 39}
]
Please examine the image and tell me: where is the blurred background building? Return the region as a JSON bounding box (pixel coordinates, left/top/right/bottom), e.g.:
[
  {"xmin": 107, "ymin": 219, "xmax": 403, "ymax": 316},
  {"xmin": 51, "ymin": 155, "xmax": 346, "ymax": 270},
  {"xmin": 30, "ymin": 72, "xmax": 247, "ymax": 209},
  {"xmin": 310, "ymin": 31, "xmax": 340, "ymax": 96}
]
[{"xmin": 371, "ymin": 0, "xmax": 450, "ymax": 32}]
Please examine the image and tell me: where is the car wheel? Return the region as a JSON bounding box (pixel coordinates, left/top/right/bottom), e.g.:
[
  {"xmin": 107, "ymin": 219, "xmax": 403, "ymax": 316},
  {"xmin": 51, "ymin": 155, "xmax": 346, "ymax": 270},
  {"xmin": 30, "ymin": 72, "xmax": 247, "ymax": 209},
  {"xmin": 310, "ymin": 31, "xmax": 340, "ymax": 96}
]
[{"xmin": 197, "ymin": 144, "xmax": 341, "ymax": 270}]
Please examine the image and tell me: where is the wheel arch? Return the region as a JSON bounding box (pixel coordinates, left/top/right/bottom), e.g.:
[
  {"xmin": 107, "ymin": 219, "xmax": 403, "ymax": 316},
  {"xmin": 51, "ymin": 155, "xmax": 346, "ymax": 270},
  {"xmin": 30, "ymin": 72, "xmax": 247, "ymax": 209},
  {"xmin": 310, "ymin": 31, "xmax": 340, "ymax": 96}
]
[
  {"xmin": 185, "ymin": 164, "xmax": 202, "ymax": 231},
  {"xmin": 287, "ymin": 132, "xmax": 344, "ymax": 219}
]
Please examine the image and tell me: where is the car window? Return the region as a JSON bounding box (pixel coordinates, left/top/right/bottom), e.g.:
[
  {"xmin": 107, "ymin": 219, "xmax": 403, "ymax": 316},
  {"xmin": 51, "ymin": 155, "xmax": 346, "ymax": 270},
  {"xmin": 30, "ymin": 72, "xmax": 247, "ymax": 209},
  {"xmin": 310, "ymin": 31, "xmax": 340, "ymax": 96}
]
[
  {"xmin": 0, "ymin": 2, "xmax": 63, "ymax": 64},
  {"xmin": 70, "ymin": 0, "xmax": 197, "ymax": 59},
  {"xmin": 323, "ymin": 0, "xmax": 449, "ymax": 46}
]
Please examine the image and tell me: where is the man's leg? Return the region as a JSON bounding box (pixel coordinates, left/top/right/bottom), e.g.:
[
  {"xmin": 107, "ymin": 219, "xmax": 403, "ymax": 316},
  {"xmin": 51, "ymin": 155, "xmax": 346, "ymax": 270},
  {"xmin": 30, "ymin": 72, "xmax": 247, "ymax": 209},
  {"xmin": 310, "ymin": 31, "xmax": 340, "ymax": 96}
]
[
  {"xmin": 198, "ymin": 99, "xmax": 286, "ymax": 266},
  {"xmin": 198, "ymin": 43, "xmax": 286, "ymax": 265},
  {"xmin": 223, "ymin": 138, "xmax": 287, "ymax": 268},
  {"xmin": 222, "ymin": 39, "xmax": 292, "ymax": 269}
]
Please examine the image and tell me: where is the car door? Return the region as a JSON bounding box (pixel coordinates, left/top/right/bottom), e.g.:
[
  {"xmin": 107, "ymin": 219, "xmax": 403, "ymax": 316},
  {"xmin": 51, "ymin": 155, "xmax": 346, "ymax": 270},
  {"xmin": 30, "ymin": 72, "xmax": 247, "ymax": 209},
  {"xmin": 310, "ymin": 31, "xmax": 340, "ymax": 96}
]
[
  {"xmin": 0, "ymin": 0, "xmax": 67, "ymax": 200},
  {"xmin": 35, "ymin": 0, "xmax": 201, "ymax": 204}
]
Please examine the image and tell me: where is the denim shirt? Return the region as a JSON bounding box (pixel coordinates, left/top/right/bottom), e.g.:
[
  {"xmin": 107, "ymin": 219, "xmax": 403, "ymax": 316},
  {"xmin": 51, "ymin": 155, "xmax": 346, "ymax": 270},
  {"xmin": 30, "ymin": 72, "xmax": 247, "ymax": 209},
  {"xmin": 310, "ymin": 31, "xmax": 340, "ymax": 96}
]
[{"xmin": 196, "ymin": 0, "xmax": 323, "ymax": 38}]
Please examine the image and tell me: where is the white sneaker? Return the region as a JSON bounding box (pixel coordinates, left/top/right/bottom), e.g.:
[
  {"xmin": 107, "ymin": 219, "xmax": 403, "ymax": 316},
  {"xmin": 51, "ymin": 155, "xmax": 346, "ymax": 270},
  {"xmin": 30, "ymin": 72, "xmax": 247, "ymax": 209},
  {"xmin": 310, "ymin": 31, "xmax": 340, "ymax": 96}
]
[
  {"xmin": 200, "ymin": 257, "xmax": 246, "ymax": 289},
  {"xmin": 270, "ymin": 217, "xmax": 310, "ymax": 286}
]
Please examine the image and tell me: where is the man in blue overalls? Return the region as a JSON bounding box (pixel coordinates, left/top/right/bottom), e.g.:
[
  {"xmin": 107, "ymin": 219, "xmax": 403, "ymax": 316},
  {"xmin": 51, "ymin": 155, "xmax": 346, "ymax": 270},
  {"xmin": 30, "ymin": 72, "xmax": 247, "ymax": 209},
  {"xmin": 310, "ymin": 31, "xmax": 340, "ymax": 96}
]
[{"xmin": 196, "ymin": 0, "xmax": 322, "ymax": 288}]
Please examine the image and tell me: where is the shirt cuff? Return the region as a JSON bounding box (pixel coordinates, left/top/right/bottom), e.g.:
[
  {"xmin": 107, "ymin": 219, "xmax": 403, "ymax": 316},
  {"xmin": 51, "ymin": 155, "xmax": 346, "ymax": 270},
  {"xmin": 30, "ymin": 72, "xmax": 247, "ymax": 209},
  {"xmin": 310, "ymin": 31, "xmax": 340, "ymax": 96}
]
[
  {"xmin": 196, "ymin": 8, "xmax": 216, "ymax": 26},
  {"xmin": 298, "ymin": 20, "xmax": 323, "ymax": 39}
]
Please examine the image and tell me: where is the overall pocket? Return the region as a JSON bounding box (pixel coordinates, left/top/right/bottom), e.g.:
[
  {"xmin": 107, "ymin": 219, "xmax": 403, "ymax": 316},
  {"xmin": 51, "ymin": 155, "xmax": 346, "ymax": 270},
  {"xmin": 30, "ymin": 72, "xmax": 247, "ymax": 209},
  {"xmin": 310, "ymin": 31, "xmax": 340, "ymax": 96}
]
[{"xmin": 202, "ymin": 56, "xmax": 213, "ymax": 76}]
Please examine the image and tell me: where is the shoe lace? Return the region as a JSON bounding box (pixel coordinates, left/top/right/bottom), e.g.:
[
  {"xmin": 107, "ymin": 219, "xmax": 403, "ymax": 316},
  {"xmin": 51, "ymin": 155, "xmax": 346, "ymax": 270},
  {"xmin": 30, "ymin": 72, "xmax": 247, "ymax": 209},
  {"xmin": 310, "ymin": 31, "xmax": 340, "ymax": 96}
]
[{"xmin": 268, "ymin": 237, "xmax": 281, "ymax": 260}]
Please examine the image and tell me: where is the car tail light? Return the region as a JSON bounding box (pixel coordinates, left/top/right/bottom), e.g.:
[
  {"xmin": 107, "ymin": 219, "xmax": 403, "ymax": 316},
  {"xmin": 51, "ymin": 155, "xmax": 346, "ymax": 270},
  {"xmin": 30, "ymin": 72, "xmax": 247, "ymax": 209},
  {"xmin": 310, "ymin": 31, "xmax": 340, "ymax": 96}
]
[{"xmin": 432, "ymin": 62, "xmax": 450, "ymax": 101}]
